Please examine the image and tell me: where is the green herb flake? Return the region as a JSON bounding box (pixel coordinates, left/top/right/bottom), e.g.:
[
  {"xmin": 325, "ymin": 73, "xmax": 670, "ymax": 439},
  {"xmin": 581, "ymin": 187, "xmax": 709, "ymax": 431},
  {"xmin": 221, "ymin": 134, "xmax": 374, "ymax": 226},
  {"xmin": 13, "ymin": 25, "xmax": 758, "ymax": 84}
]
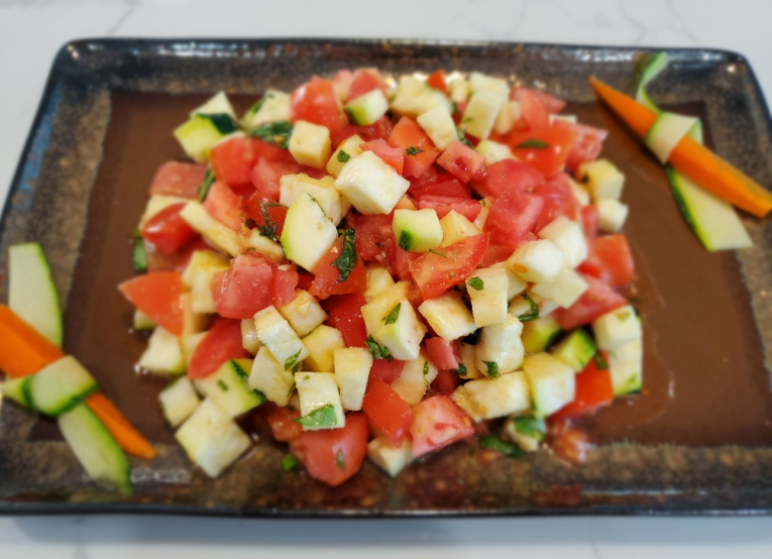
[
  {"xmin": 247, "ymin": 92, "xmax": 273, "ymax": 116},
  {"xmin": 257, "ymin": 200, "xmax": 281, "ymax": 243},
  {"xmin": 515, "ymin": 138, "xmax": 550, "ymax": 150},
  {"xmin": 457, "ymin": 128, "xmax": 474, "ymax": 148},
  {"xmin": 292, "ymin": 362, "xmax": 302, "ymax": 374},
  {"xmin": 467, "ymin": 277, "xmax": 484, "ymax": 291},
  {"xmin": 303, "ymin": 375, "xmax": 310, "ymax": 381},
  {"xmin": 461, "ymin": 329, "xmax": 482, "ymax": 346},
  {"xmin": 293, "ymin": 404, "xmax": 338, "ymax": 427},
  {"xmin": 595, "ymin": 352, "xmax": 609, "ymax": 370},
  {"xmin": 384, "ymin": 302, "xmax": 401, "ymax": 325},
  {"xmin": 405, "ymin": 146, "xmax": 425, "ymax": 156},
  {"xmin": 429, "ymin": 249, "xmax": 447, "ymax": 258},
  {"xmin": 398, "ymin": 230, "xmax": 412, "ymax": 251},
  {"xmin": 513, "ymin": 416, "xmax": 547, "ymax": 440},
  {"xmin": 366, "ymin": 336, "xmax": 393, "ymax": 362},
  {"xmin": 450, "ymin": 363, "xmax": 468, "ymax": 376},
  {"xmin": 336, "ymin": 448, "xmax": 346, "ymax": 471},
  {"xmin": 284, "ymin": 350, "xmax": 302, "ymax": 371},
  {"xmin": 248, "ymin": 120, "xmax": 294, "ymax": 150},
  {"xmin": 332, "ymin": 228, "xmax": 358, "ymax": 282},
  {"xmin": 197, "ymin": 166, "xmax": 215, "ymax": 202},
  {"xmin": 282, "ymin": 453, "xmax": 300, "ymax": 472},
  {"xmin": 451, "ymin": 101, "xmax": 461, "ymax": 116},
  {"xmin": 132, "ymin": 230, "xmax": 147, "ymax": 273},
  {"xmin": 478, "ymin": 434, "xmax": 525, "ymax": 458},
  {"xmin": 337, "ymin": 150, "xmax": 351, "ymax": 163},
  {"xmin": 483, "ymin": 361, "xmax": 500, "ymax": 378},
  {"xmin": 517, "ymin": 293, "xmax": 540, "ymax": 322}
]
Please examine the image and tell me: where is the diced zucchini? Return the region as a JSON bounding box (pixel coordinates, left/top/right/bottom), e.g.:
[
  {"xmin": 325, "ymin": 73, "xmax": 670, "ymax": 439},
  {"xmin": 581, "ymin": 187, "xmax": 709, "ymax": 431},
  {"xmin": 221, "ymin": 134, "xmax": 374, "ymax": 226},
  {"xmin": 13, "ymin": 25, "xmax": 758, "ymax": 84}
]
[
  {"xmin": 345, "ymin": 89, "xmax": 389, "ymax": 125},
  {"xmin": 390, "ymin": 351, "xmax": 438, "ymax": 405},
  {"xmin": 439, "ymin": 210, "xmax": 481, "ymax": 247},
  {"xmin": 522, "ymin": 352, "xmax": 576, "ymax": 419},
  {"xmin": 568, "ymin": 178, "xmax": 591, "ymax": 206},
  {"xmin": 175, "ymin": 398, "xmax": 252, "ymax": 478},
  {"xmin": 196, "ymin": 359, "xmax": 264, "ymax": 418},
  {"xmin": 374, "ymin": 300, "xmax": 427, "ymax": 361},
  {"xmin": 361, "ymin": 281, "xmax": 410, "ymax": 336},
  {"xmin": 333, "ymin": 347, "xmax": 373, "ymax": 411},
  {"xmin": 327, "ymin": 135, "xmax": 365, "ymax": 178},
  {"xmin": 159, "ymin": 377, "xmax": 200, "ymax": 428},
  {"xmin": 526, "ymin": 288, "xmax": 560, "ymax": 318},
  {"xmin": 254, "ymin": 306, "xmax": 309, "ymax": 366},
  {"xmin": 503, "ymin": 415, "xmax": 546, "ymax": 453},
  {"xmin": 392, "ymin": 209, "xmax": 444, "ymax": 252},
  {"xmin": 521, "ymin": 314, "xmax": 562, "ymax": 354},
  {"xmin": 577, "ymin": 159, "xmax": 624, "ymax": 201},
  {"xmin": 295, "ymin": 372, "xmax": 346, "ymax": 430},
  {"xmin": 29, "ymin": 356, "xmax": 98, "ymax": 417},
  {"xmin": 530, "ymin": 268, "xmax": 589, "ymax": 309},
  {"xmin": 182, "ymin": 249, "xmax": 228, "ymax": 288},
  {"xmin": 8, "ymin": 242, "xmax": 62, "ymax": 347},
  {"xmin": 467, "ymin": 267, "xmax": 509, "ymax": 328},
  {"xmin": 243, "ymin": 229, "xmax": 285, "ymax": 263},
  {"xmin": 365, "ymin": 264, "xmax": 395, "ymax": 302},
  {"xmin": 537, "ymin": 216, "xmax": 588, "ymax": 269},
  {"xmin": 133, "ymin": 309, "xmax": 156, "ymax": 331},
  {"xmin": 180, "ymin": 332, "xmax": 206, "ymax": 368},
  {"xmin": 592, "ymin": 305, "xmax": 641, "ymax": 351},
  {"xmin": 449, "ymin": 76, "xmax": 471, "ymax": 104},
  {"xmin": 416, "ymin": 107, "xmax": 457, "ymax": 150},
  {"xmin": 185, "ymin": 251, "xmax": 230, "ymax": 314},
  {"xmin": 280, "ymin": 193, "xmax": 338, "ymax": 272},
  {"xmin": 303, "ymin": 325, "xmax": 345, "ymax": 372},
  {"xmin": 367, "ymin": 436, "xmax": 413, "ymax": 477},
  {"xmin": 463, "ymin": 371, "xmax": 531, "ymax": 419},
  {"xmin": 174, "ymin": 109, "xmax": 239, "ymax": 163},
  {"xmin": 193, "ymin": 91, "xmax": 236, "ymax": 118},
  {"xmin": 457, "ymin": 342, "xmax": 483, "ymax": 380},
  {"xmin": 475, "ymin": 314, "xmax": 525, "ymax": 376},
  {"xmin": 279, "ymin": 174, "xmax": 348, "ymax": 226},
  {"xmin": 278, "ymin": 289, "xmax": 328, "ymax": 338},
  {"xmin": 389, "ymin": 76, "xmax": 452, "ymax": 119},
  {"xmin": 242, "ymin": 89, "xmax": 290, "ymax": 128},
  {"xmin": 179, "ymin": 201, "xmax": 244, "ymax": 256},
  {"xmin": 417, "ymin": 291, "xmax": 477, "ymax": 342},
  {"xmin": 506, "ymin": 239, "xmax": 565, "ymax": 283},
  {"xmin": 451, "ymin": 385, "xmax": 485, "ymax": 422},
  {"xmin": 138, "ymin": 326, "xmax": 186, "ymax": 375},
  {"xmin": 1, "ymin": 377, "xmax": 32, "ymax": 408},
  {"xmin": 248, "ymin": 346, "xmax": 295, "ymax": 407},
  {"xmin": 181, "ymin": 293, "xmax": 209, "ymax": 336},
  {"xmin": 334, "ymin": 151, "xmax": 411, "ymax": 216},
  {"xmin": 241, "ymin": 318, "xmax": 262, "ymax": 354},
  {"xmin": 493, "ymin": 101, "xmax": 521, "ymax": 135},
  {"xmin": 597, "ymin": 198, "xmax": 629, "ymax": 233},
  {"xmin": 139, "ymin": 194, "xmax": 188, "ymax": 227},
  {"xmin": 550, "ymin": 329, "xmax": 597, "ymax": 372},
  {"xmin": 608, "ymin": 339, "xmax": 643, "ymax": 395},
  {"xmin": 490, "ymin": 261, "xmax": 528, "ymax": 301},
  {"xmin": 462, "ymin": 89, "xmax": 506, "ymax": 140},
  {"xmin": 288, "ymin": 120, "xmax": 331, "ymax": 169},
  {"xmin": 468, "ymin": 72, "xmax": 509, "ymax": 97},
  {"xmin": 475, "ymin": 139, "xmax": 516, "ymax": 165}
]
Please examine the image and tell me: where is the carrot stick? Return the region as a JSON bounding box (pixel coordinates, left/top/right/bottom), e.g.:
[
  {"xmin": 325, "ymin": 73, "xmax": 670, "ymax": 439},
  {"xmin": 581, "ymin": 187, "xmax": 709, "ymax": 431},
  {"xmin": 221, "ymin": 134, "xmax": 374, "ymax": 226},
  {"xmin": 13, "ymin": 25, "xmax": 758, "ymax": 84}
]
[
  {"xmin": 590, "ymin": 77, "xmax": 772, "ymax": 217},
  {"xmin": 0, "ymin": 305, "xmax": 64, "ymax": 378},
  {"xmin": 86, "ymin": 393, "xmax": 157, "ymax": 459}
]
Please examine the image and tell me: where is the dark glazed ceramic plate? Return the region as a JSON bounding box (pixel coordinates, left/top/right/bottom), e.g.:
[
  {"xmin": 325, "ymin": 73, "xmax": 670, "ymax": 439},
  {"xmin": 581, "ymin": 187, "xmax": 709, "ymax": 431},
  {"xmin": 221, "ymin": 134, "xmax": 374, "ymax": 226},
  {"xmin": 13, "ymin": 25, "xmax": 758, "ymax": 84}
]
[{"xmin": 2, "ymin": 38, "xmax": 772, "ymax": 517}]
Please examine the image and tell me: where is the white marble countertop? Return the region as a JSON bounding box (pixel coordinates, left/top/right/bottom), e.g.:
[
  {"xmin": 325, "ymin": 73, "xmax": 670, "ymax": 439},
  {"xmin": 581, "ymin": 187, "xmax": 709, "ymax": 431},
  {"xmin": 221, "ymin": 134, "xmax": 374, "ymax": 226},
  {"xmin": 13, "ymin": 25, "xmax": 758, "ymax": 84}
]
[{"xmin": 2, "ymin": 0, "xmax": 772, "ymax": 556}]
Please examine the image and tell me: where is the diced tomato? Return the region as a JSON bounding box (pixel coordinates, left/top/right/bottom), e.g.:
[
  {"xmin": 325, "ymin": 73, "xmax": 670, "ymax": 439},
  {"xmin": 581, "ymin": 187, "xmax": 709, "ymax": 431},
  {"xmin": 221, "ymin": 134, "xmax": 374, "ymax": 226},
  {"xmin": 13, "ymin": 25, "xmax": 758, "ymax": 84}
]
[
  {"xmin": 362, "ymin": 378, "xmax": 414, "ymax": 446},
  {"xmin": 273, "ymin": 266, "xmax": 299, "ymax": 307},
  {"xmin": 518, "ymin": 88, "xmax": 551, "ymax": 129},
  {"xmin": 408, "ymin": 234, "xmax": 489, "ymax": 300},
  {"xmin": 309, "ymin": 235, "xmax": 367, "ymax": 300},
  {"xmin": 557, "ymin": 274, "xmax": 628, "ymax": 330},
  {"xmin": 484, "ymin": 189, "xmax": 543, "ymax": 248},
  {"xmin": 416, "ymin": 196, "xmax": 482, "ymax": 221},
  {"xmin": 324, "ymin": 294, "xmax": 368, "ymax": 348},
  {"xmin": 348, "ymin": 68, "xmax": 386, "ymax": 100},
  {"xmin": 508, "ymin": 125, "xmax": 578, "ymax": 177},
  {"xmin": 435, "ymin": 140, "xmax": 486, "ymax": 183},
  {"xmin": 203, "ymin": 181, "xmax": 246, "ymax": 231},
  {"xmin": 144, "ymin": 237, "xmax": 208, "ymax": 273},
  {"xmin": 474, "ymin": 159, "xmax": 544, "ymax": 199},
  {"xmin": 380, "ymin": 226, "xmax": 420, "ymax": 282},
  {"xmin": 332, "ymin": 69, "xmax": 354, "ymax": 103},
  {"xmin": 188, "ymin": 318, "xmax": 249, "ymax": 379},
  {"xmin": 410, "ymin": 395, "xmax": 474, "ymax": 457},
  {"xmin": 250, "ymin": 159, "xmax": 300, "ymax": 202},
  {"xmin": 360, "ymin": 139, "xmax": 404, "ymax": 175},
  {"xmin": 552, "ymin": 354, "xmax": 614, "ymax": 420},
  {"xmin": 332, "ymin": 116, "xmax": 393, "ymax": 147},
  {"xmin": 510, "ymin": 86, "xmax": 567, "ymax": 114},
  {"xmin": 212, "ymin": 253, "xmax": 274, "ymax": 319},
  {"xmin": 297, "ymin": 271, "xmax": 314, "ymax": 292},
  {"xmin": 581, "ymin": 205, "xmax": 599, "ymax": 239},
  {"xmin": 532, "ymin": 174, "xmax": 581, "ymax": 232},
  {"xmin": 388, "ymin": 117, "xmax": 441, "ymax": 178},
  {"xmin": 553, "ymin": 120, "xmax": 608, "ymax": 171},
  {"xmin": 369, "ymin": 358, "xmax": 405, "ymax": 383},
  {"xmin": 290, "ymin": 77, "xmax": 347, "ymax": 133},
  {"xmin": 118, "ymin": 272, "xmax": 184, "ymax": 336},
  {"xmin": 141, "ymin": 203, "xmax": 198, "ymax": 255},
  {"xmin": 547, "ymin": 420, "xmax": 592, "ymax": 464},
  {"xmin": 289, "ymin": 412, "xmax": 369, "ymax": 487},
  {"xmin": 245, "ymin": 194, "xmax": 288, "ymax": 239},
  {"xmin": 347, "ymin": 213, "xmax": 391, "ymax": 261},
  {"xmin": 578, "ymin": 235, "xmax": 635, "ymax": 288},
  {"xmin": 251, "ymin": 138, "xmax": 296, "ymax": 163},
  {"xmin": 426, "ymin": 69, "xmax": 448, "ymax": 95},
  {"xmin": 478, "ymin": 240, "xmax": 520, "ymax": 268},
  {"xmin": 411, "ymin": 176, "xmax": 471, "ymax": 200},
  {"xmin": 210, "ymin": 137, "xmax": 258, "ymax": 187},
  {"xmin": 430, "ymin": 367, "xmax": 461, "ymax": 396},
  {"xmin": 267, "ymin": 406, "xmax": 303, "ymax": 442},
  {"xmin": 147, "ymin": 161, "xmax": 207, "ymax": 198},
  {"xmin": 424, "ymin": 337, "xmax": 459, "ymax": 370}
]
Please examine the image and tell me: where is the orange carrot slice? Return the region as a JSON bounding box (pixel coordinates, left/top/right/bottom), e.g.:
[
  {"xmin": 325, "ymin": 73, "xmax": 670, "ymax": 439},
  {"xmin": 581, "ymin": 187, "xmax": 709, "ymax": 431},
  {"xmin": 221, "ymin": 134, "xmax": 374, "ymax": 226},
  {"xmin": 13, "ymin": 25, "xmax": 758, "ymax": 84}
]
[
  {"xmin": 86, "ymin": 393, "xmax": 157, "ymax": 459},
  {"xmin": 0, "ymin": 305, "xmax": 65, "ymax": 378}
]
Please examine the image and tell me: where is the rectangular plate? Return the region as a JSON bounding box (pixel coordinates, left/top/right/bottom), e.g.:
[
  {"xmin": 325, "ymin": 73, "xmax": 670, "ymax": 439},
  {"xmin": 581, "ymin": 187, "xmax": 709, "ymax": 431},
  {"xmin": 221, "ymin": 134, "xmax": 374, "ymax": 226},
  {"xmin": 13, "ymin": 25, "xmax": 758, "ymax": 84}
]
[{"xmin": 2, "ymin": 39, "xmax": 772, "ymax": 517}]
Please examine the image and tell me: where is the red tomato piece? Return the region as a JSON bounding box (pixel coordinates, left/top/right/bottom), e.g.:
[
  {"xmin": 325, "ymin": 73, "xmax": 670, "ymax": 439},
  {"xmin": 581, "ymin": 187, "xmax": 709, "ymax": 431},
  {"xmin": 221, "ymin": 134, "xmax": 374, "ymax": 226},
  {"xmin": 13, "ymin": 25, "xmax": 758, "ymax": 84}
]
[
  {"xmin": 147, "ymin": 161, "xmax": 207, "ymax": 198},
  {"xmin": 410, "ymin": 395, "xmax": 475, "ymax": 457},
  {"xmin": 424, "ymin": 337, "xmax": 459, "ymax": 370},
  {"xmin": 408, "ymin": 234, "xmax": 489, "ymax": 300},
  {"xmin": 411, "ymin": 176, "xmax": 471, "ymax": 200},
  {"xmin": 362, "ymin": 378, "xmax": 414, "ymax": 446},
  {"xmin": 141, "ymin": 203, "xmax": 198, "ymax": 255},
  {"xmin": 484, "ymin": 189, "xmax": 544, "ymax": 248},
  {"xmin": 144, "ymin": 237, "xmax": 208, "ymax": 273},
  {"xmin": 581, "ymin": 205, "xmax": 599, "ymax": 239},
  {"xmin": 377, "ymin": 226, "xmax": 420, "ymax": 282},
  {"xmin": 578, "ymin": 235, "xmax": 635, "ymax": 288},
  {"xmin": 245, "ymin": 194, "xmax": 288, "ymax": 239},
  {"xmin": 297, "ymin": 271, "xmax": 314, "ymax": 292},
  {"xmin": 347, "ymin": 213, "xmax": 391, "ymax": 261},
  {"xmin": 251, "ymin": 138, "xmax": 296, "ymax": 163},
  {"xmin": 118, "ymin": 272, "xmax": 184, "ymax": 336},
  {"xmin": 324, "ymin": 294, "xmax": 368, "ymax": 348},
  {"xmin": 268, "ymin": 407, "xmax": 303, "ymax": 442},
  {"xmin": 478, "ymin": 240, "xmax": 522, "ymax": 268},
  {"xmin": 210, "ymin": 137, "xmax": 258, "ymax": 187},
  {"xmin": 360, "ymin": 139, "xmax": 404, "ymax": 175},
  {"xmin": 289, "ymin": 412, "xmax": 369, "ymax": 487},
  {"xmin": 430, "ymin": 368, "xmax": 461, "ymax": 396},
  {"xmin": 426, "ymin": 69, "xmax": 449, "ymax": 95},
  {"xmin": 416, "ymin": 196, "xmax": 482, "ymax": 221},
  {"xmin": 250, "ymin": 159, "xmax": 298, "ymax": 202},
  {"xmin": 533, "ymin": 174, "xmax": 581, "ymax": 232},
  {"xmin": 309, "ymin": 235, "xmax": 367, "ymax": 300},
  {"xmin": 290, "ymin": 77, "xmax": 347, "ymax": 134},
  {"xmin": 508, "ymin": 125, "xmax": 578, "ymax": 177},
  {"xmin": 436, "ymin": 140, "xmax": 486, "ymax": 183},
  {"xmin": 348, "ymin": 68, "xmax": 386, "ymax": 100},
  {"xmin": 388, "ymin": 117, "xmax": 441, "ymax": 178},
  {"xmin": 332, "ymin": 116, "xmax": 394, "ymax": 147},
  {"xmin": 212, "ymin": 253, "xmax": 274, "ymax": 319},
  {"xmin": 474, "ymin": 159, "xmax": 544, "ymax": 199},
  {"xmin": 369, "ymin": 358, "xmax": 405, "ymax": 383},
  {"xmin": 557, "ymin": 274, "xmax": 628, "ymax": 330},
  {"xmin": 553, "ymin": 120, "xmax": 608, "ymax": 171},
  {"xmin": 552, "ymin": 354, "xmax": 614, "ymax": 420},
  {"xmin": 273, "ymin": 266, "xmax": 299, "ymax": 308},
  {"xmin": 518, "ymin": 88, "xmax": 551, "ymax": 129},
  {"xmin": 510, "ymin": 86, "xmax": 567, "ymax": 114},
  {"xmin": 188, "ymin": 318, "xmax": 249, "ymax": 379},
  {"xmin": 203, "ymin": 181, "xmax": 246, "ymax": 231},
  {"xmin": 332, "ymin": 69, "xmax": 354, "ymax": 103}
]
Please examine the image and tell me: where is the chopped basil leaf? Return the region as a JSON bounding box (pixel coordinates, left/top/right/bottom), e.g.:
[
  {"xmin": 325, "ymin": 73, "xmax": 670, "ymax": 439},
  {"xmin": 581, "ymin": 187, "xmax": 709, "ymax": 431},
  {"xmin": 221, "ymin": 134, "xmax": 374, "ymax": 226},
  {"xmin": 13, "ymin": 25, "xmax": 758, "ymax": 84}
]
[
  {"xmin": 595, "ymin": 352, "xmax": 609, "ymax": 370},
  {"xmin": 450, "ymin": 363, "xmax": 468, "ymax": 376},
  {"xmin": 284, "ymin": 349, "xmax": 302, "ymax": 371},
  {"xmin": 247, "ymin": 92, "xmax": 273, "ymax": 116},
  {"xmin": 513, "ymin": 416, "xmax": 547, "ymax": 440},
  {"xmin": 478, "ymin": 434, "xmax": 525, "ymax": 458},
  {"xmin": 398, "ymin": 230, "xmax": 412, "ymax": 251},
  {"xmin": 282, "ymin": 453, "xmax": 300, "ymax": 472},
  {"xmin": 384, "ymin": 303, "xmax": 401, "ymax": 325},
  {"xmin": 461, "ymin": 329, "xmax": 482, "ymax": 346},
  {"xmin": 337, "ymin": 150, "xmax": 351, "ymax": 163},
  {"xmin": 248, "ymin": 120, "xmax": 293, "ymax": 150},
  {"xmin": 197, "ymin": 166, "xmax": 215, "ymax": 202},
  {"xmin": 515, "ymin": 138, "xmax": 550, "ymax": 150},
  {"xmin": 257, "ymin": 200, "xmax": 281, "ymax": 243},
  {"xmin": 517, "ymin": 293, "xmax": 540, "ymax": 322},
  {"xmin": 483, "ymin": 360, "xmax": 500, "ymax": 378},
  {"xmin": 293, "ymin": 404, "xmax": 338, "ymax": 427},
  {"xmin": 429, "ymin": 249, "xmax": 447, "ymax": 258},
  {"xmin": 366, "ymin": 336, "xmax": 393, "ymax": 362},
  {"xmin": 217, "ymin": 380, "xmax": 229, "ymax": 392},
  {"xmin": 292, "ymin": 362, "xmax": 302, "ymax": 374},
  {"xmin": 467, "ymin": 277, "xmax": 484, "ymax": 291},
  {"xmin": 405, "ymin": 146, "xmax": 424, "ymax": 156},
  {"xmin": 132, "ymin": 230, "xmax": 147, "ymax": 273},
  {"xmin": 457, "ymin": 128, "xmax": 474, "ymax": 148},
  {"xmin": 336, "ymin": 448, "xmax": 346, "ymax": 471},
  {"xmin": 451, "ymin": 101, "xmax": 461, "ymax": 116},
  {"xmin": 332, "ymin": 228, "xmax": 358, "ymax": 282}
]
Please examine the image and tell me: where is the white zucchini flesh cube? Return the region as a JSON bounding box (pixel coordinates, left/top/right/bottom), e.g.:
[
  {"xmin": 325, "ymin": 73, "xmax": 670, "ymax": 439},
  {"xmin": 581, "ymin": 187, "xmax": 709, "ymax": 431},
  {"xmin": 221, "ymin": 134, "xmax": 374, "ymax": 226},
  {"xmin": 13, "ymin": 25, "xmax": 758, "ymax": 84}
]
[
  {"xmin": 390, "ymin": 351, "xmax": 438, "ymax": 405},
  {"xmin": 449, "ymin": 76, "xmax": 471, "ymax": 104},
  {"xmin": 281, "ymin": 193, "xmax": 338, "ymax": 273},
  {"xmin": 608, "ymin": 339, "xmax": 643, "ymax": 395},
  {"xmin": 577, "ymin": 159, "xmax": 625, "ymax": 201},
  {"xmin": 569, "ymin": 178, "xmax": 591, "ymax": 207},
  {"xmin": 374, "ymin": 300, "xmax": 427, "ymax": 361},
  {"xmin": 464, "ymin": 371, "xmax": 531, "ymax": 419},
  {"xmin": 180, "ymin": 201, "xmax": 244, "ymax": 256},
  {"xmin": 159, "ymin": 377, "xmax": 200, "ymax": 428},
  {"xmin": 462, "ymin": 89, "xmax": 506, "ymax": 140},
  {"xmin": 367, "ymin": 436, "xmax": 413, "ymax": 477},
  {"xmin": 493, "ymin": 101, "xmax": 521, "ymax": 135},
  {"xmin": 451, "ymin": 385, "xmax": 485, "ymax": 422},
  {"xmin": 194, "ymin": 359, "xmax": 263, "ymax": 419},
  {"xmin": 288, "ymin": 120, "xmax": 331, "ymax": 169},
  {"xmin": 417, "ymin": 107, "xmax": 457, "ymax": 151},
  {"xmin": 475, "ymin": 314, "xmax": 525, "ymax": 376},
  {"xmin": 365, "ymin": 264, "xmax": 395, "ymax": 302},
  {"xmin": 187, "ymin": 253, "xmax": 230, "ymax": 314},
  {"xmin": 469, "ymin": 72, "xmax": 509, "ymax": 97},
  {"xmin": 522, "ymin": 353, "xmax": 576, "ymax": 419},
  {"xmin": 490, "ymin": 261, "xmax": 528, "ymax": 301},
  {"xmin": 597, "ymin": 198, "xmax": 630, "ymax": 233},
  {"xmin": 440, "ymin": 210, "xmax": 481, "ymax": 247},
  {"xmin": 457, "ymin": 342, "xmax": 483, "ymax": 380},
  {"xmin": 537, "ymin": 216, "xmax": 588, "ymax": 269},
  {"xmin": 345, "ymin": 89, "xmax": 389, "ymax": 125},
  {"xmin": 592, "ymin": 305, "xmax": 641, "ymax": 351},
  {"xmin": 181, "ymin": 332, "xmax": 207, "ymax": 367},
  {"xmin": 192, "ymin": 91, "xmax": 236, "ymax": 118},
  {"xmin": 507, "ymin": 239, "xmax": 566, "ymax": 284},
  {"xmin": 140, "ymin": 195, "xmax": 188, "ymax": 227},
  {"xmin": 389, "ymin": 77, "xmax": 452, "ymax": 119},
  {"xmin": 133, "ymin": 309, "xmax": 156, "ymax": 331},
  {"xmin": 417, "ymin": 291, "xmax": 477, "ymax": 342},
  {"xmin": 526, "ymin": 288, "xmax": 560, "ymax": 318},
  {"xmin": 530, "ymin": 268, "xmax": 589, "ymax": 309},
  {"xmin": 138, "ymin": 326, "xmax": 185, "ymax": 375},
  {"xmin": 392, "ymin": 209, "xmax": 444, "ymax": 253},
  {"xmin": 241, "ymin": 318, "xmax": 262, "ymax": 354},
  {"xmin": 334, "ymin": 347, "xmax": 373, "ymax": 411},
  {"xmin": 295, "ymin": 372, "xmax": 346, "ymax": 431},
  {"xmin": 182, "ymin": 249, "xmax": 228, "ymax": 289},
  {"xmin": 303, "ymin": 325, "xmax": 346, "ymax": 372},
  {"xmin": 242, "ymin": 89, "xmax": 290, "ymax": 128},
  {"xmin": 476, "ymin": 140, "xmax": 516, "ymax": 166},
  {"xmin": 248, "ymin": 346, "xmax": 295, "ymax": 407},
  {"xmin": 243, "ymin": 229, "xmax": 285, "ymax": 263},
  {"xmin": 278, "ymin": 289, "xmax": 328, "ymax": 338},
  {"xmin": 334, "ymin": 151, "xmax": 411, "ymax": 216},
  {"xmin": 254, "ymin": 306, "xmax": 309, "ymax": 366},
  {"xmin": 361, "ymin": 281, "xmax": 410, "ymax": 337},
  {"xmin": 175, "ymin": 398, "xmax": 252, "ymax": 478},
  {"xmin": 280, "ymin": 174, "xmax": 347, "ymax": 226},
  {"xmin": 181, "ymin": 293, "xmax": 209, "ymax": 336},
  {"xmin": 327, "ymin": 135, "xmax": 365, "ymax": 178},
  {"xmin": 467, "ymin": 267, "xmax": 510, "ymax": 328}
]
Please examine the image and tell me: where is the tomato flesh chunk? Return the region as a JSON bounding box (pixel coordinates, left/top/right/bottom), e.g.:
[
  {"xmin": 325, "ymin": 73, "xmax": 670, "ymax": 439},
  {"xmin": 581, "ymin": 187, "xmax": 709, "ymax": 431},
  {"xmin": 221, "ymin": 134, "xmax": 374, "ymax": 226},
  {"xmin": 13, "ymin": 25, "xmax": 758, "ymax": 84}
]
[
  {"xmin": 291, "ymin": 77, "xmax": 347, "ymax": 134},
  {"xmin": 369, "ymin": 358, "xmax": 405, "ymax": 383},
  {"xmin": 268, "ymin": 406, "xmax": 303, "ymax": 442},
  {"xmin": 408, "ymin": 234, "xmax": 489, "ymax": 300},
  {"xmin": 388, "ymin": 117, "xmax": 441, "ymax": 178},
  {"xmin": 578, "ymin": 234, "xmax": 635, "ymax": 288},
  {"xmin": 436, "ymin": 140, "xmax": 486, "ymax": 183},
  {"xmin": 557, "ymin": 274, "xmax": 627, "ymax": 329},
  {"xmin": 551, "ymin": 354, "xmax": 614, "ymax": 420},
  {"xmin": 141, "ymin": 203, "xmax": 198, "ymax": 255},
  {"xmin": 210, "ymin": 137, "xmax": 258, "ymax": 187},
  {"xmin": 324, "ymin": 294, "xmax": 368, "ymax": 348},
  {"xmin": 508, "ymin": 125, "xmax": 578, "ymax": 177},
  {"xmin": 484, "ymin": 189, "xmax": 543, "ymax": 249},
  {"xmin": 410, "ymin": 395, "xmax": 475, "ymax": 457},
  {"xmin": 424, "ymin": 337, "xmax": 459, "ymax": 371},
  {"xmin": 309, "ymin": 235, "xmax": 367, "ymax": 300},
  {"xmin": 118, "ymin": 272, "xmax": 184, "ymax": 336},
  {"xmin": 212, "ymin": 253, "xmax": 274, "ymax": 319},
  {"xmin": 360, "ymin": 139, "xmax": 404, "ymax": 175},
  {"xmin": 474, "ymin": 159, "xmax": 544, "ymax": 200},
  {"xmin": 188, "ymin": 318, "xmax": 249, "ymax": 379},
  {"xmin": 203, "ymin": 181, "xmax": 247, "ymax": 231},
  {"xmin": 148, "ymin": 161, "xmax": 207, "ymax": 198},
  {"xmin": 362, "ymin": 378, "xmax": 414, "ymax": 446}
]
